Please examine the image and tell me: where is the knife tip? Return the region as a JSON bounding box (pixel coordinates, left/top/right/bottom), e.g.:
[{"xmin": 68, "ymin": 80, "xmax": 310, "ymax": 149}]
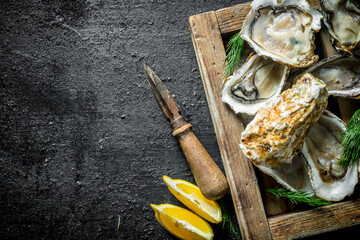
[
  {"xmin": 143, "ymin": 62, "xmax": 149, "ymax": 71},
  {"xmin": 143, "ymin": 63, "xmax": 153, "ymax": 79}
]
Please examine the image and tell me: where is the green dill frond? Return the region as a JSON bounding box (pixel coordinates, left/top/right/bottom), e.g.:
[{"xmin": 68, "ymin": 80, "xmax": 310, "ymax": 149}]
[
  {"xmin": 266, "ymin": 186, "xmax": 332, "ymax": 207},
  {"xmin": 223, "ymin": 32, "xmax": 244, "ymax": 77},
  {"xmin": 338, "ymin": 109, "xmax": 360, "ymax": 168},
  {"xmin": 219, "ymin": 199, "xmax": 239, "ymax": 239}
]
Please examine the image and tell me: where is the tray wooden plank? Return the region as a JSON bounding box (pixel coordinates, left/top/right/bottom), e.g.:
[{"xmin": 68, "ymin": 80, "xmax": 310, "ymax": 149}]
[
  {"xmin": 189, "ymin": 11, "xmax": 271, "ymax": 240},
  {"xmin": 215, "ymin": 2, "xmax": 251, "ymax": 36},
  {"xmin": 189, "ymin": 1, "xmax": 360, "ymax": 239},
  {"xmin": 269, "ymin": 199, "xmax": 360, "ymax": 240},
  {"xmin": 215, "ymin": 0, "xmax": 321, "ymax": 36}
]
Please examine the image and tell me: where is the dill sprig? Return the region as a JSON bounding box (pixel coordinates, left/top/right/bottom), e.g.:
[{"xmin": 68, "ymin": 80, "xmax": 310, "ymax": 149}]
[
  {"xmin": 219, "ymin": 199, "xmax": 239, "ymax": 239},
  {"xmin": 338, "ymin": 109, "xmax": 360, "ymax": 169},
  {"xmin": 223, "ymin": 32, "xmax": 244, "ymax": 77},
  {"xmin": 266, "ymin": 187, "xmax": 332, "ymax": 207}
]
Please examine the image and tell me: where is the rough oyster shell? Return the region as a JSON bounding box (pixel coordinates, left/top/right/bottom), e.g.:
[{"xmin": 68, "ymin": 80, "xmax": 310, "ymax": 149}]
[
  {"xmin": 321, "ymin": 0, "xmax": 360, "ymax": 55},
  {"xmin": 240, "ymin": 0, "xmax": 322, "ymax": 68},
  {"xmin": 302, "ymin": 110, "xmax": 359, "ymax": 201},
  {"xmin": 240, "ymin": 73, "xmax": 328, "ymax": 167},
  {"xmin": 221, "ymin": 52, "xmax": 289, "ymax": 115}
]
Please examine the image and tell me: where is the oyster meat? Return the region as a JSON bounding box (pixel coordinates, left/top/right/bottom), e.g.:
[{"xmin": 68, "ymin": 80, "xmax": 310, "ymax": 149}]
[
  {"xmin": 321, "ymin": 0, "xmax": 360, "ymax": 55},
  {"xmin": 221, "ymin": 53, "xmax": 289, "ymax": 115},
  {"xmin": 298, "ymin": 55, "xmax": 360, "ymax": 98},
  {"xmin": 240, "ymin": 73, "xmax": 328, "ymax": 167},
  {"xmin": 240, "ymin": 0, "xmax": 322, "ymax": 68},
  {"xmin": 302, "ymin": 110, "xmax": 359, "ymax": 201}
]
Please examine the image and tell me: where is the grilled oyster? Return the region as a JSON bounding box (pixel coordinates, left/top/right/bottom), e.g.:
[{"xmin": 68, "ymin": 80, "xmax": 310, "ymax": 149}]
[
  {"xmin": 291, "ymin": 55, "xmax": 360, "ymax": 98},
  {"xmin": 321, "ymin": 0, "xmax": 360, "ymax": 55},
  {"xmin": 240, "ymin": 0, "xmax": 322, "ymax": 68},
  {"xmin": 302, "ymin": 110, "xmax": 359, "ymax": 201},
  {"xmin": 240, "ymin": 73, "xmax": 328, "ymax": 167},
  {"xmin": 221, "ymin": 53, "xmax": 289, "ymax": 115}
]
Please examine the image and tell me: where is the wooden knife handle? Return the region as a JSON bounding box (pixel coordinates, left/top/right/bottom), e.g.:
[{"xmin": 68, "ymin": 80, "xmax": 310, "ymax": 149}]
[{"xmin": 173, "ymin": 123, "xmax": 229, "ymax": 200}]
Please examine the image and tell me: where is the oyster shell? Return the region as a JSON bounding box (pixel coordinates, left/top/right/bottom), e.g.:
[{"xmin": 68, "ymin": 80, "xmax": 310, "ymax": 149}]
[
  {"xmin": 240, "ymin": 0, "xmax": 322, "ymax": 68},
  {"xmin": 221, "ymin": 53, "xmax": 289, "ymax": 115},
  {"xmin": 321, "ymin": 0, "xmax": 360, "ymax": 55},
  {"xmin": 257, "ymin": 153, "xmax": 314, "ymax": 192},
  {"xmin": 240, "ymin": 73, "xmax": 328, "ymax": 167},
  {"xmin": 291, "ymin": 55, "xmax": 360, "ymax": 98},
  {"xmin": 302, "ymin": 110, "xmax": 359, "ymax": 201}
]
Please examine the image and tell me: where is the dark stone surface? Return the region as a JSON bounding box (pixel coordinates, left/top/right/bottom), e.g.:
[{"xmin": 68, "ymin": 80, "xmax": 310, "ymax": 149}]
[{"xmin": 1, "ymin": 0, "xmax": 359, "ymax": 239}]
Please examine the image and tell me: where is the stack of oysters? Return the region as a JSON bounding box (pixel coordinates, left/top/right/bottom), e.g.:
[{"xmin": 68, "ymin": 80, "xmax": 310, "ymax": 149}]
[{"xmin": 221, "ymin": 0, "xmax": 360, "ymax": 202}]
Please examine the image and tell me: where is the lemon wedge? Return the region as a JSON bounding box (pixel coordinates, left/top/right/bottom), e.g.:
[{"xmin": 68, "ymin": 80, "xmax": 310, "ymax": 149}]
[
  {"xmin": 163, "ymin": 175, "xmax": 222, "ymax": 224},
  {"xmin": 151, "ymin": 203, "xmax": 214, "ymax": 240}
]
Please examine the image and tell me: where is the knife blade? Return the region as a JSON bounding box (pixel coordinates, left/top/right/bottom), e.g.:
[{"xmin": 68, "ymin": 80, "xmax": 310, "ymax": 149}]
[{"xmin": 144, "ymin": 63, "xmax": 229, "ymax": 200}]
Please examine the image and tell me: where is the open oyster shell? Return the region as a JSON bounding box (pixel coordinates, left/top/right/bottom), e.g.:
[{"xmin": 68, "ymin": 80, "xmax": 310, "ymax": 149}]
[
  {"xmin": 221, "ymin": 52, "xmax": 289, "ymax": 115},
  {"xmin": 290, "ymin": 55, "xmax": 360, "ymax": 98},
  {"xmin": 321, "ymin": 0, "xmax": 360, "ymax": 55},
  {"xmin": 257, "ymin": 153, "xmax": 314, "ymax": 193},
  {"xmin": 302, "ymin": 110, "xmax": 359, "ymax": 201},
  {"xmin": 240, "ymin": 0, "xmax": 322, "ymax": 68}
]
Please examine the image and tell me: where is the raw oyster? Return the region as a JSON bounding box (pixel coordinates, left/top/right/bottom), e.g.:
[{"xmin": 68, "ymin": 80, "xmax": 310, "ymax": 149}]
[
  {"xmin": 221, "ymin": 53, "xmax": 289, "ymax": 115},
  {"xmin": 287, "ymin": 55, "xmax": 360, "ymax": 99},
  {"xmin": 296, "ymin": 55, "xmax": 360, "ymax": 98},
  {"xmin": 240, "ymin": 73, "xmax": 328, "ymax": 167},
  {"xmin": 240, "ymin": 0, "xmax": 322, "ymax": 68},
  {"xmin": 321, "ymin": 0, "xmax": 360, "ymax": 55},
  {"xmin": 302, "ymin": 110, "xmax": 359, "ymax": 201}
]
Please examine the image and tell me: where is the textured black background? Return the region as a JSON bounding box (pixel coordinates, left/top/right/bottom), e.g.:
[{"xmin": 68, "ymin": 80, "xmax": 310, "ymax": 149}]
[{"xmin": 1, "ymin": 0, "xmax": 360, "ymax": 239}]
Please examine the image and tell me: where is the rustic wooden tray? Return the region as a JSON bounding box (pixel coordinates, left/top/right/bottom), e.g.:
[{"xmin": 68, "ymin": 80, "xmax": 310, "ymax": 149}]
[{"xmin": 189, "ymin": 1, "xmax": 360, "ymax": 239}]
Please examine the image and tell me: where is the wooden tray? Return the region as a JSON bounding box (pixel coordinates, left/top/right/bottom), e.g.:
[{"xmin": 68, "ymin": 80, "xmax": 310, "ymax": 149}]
[{"xmin": 189, "ymin": 1, "xmax": 360, "ymax": 239}]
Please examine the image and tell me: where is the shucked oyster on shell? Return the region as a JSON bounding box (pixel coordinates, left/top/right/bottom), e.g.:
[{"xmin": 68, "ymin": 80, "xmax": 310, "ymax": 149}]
[
  {"xmin": 240, "ymin": 0, "xmax": 322, "ymax": 68},
  {"xmin": 290, "ymin": 55, "xmax": 360, "ymax": 99},
  {"xmin": 302, "ymin": 110, "xmax": 359, "ymax": 201},
  {"xmin": 221, "ymin": 53, "xmax": 289, "ymax": 115},
  {"xmin": 240, "ymin": 73, "xmax": 328, "ymax": 167},
  {"xmin": 321, "ymin": 0, "xmax": 360, "ymax": 55}
]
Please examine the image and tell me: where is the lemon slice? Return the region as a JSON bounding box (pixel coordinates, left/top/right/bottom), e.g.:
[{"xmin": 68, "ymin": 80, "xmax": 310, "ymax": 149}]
[
  {"xmin": 163, "ymin": 175, "xmax": 222, "ymax": 224},
  {"xmin": 151, "ymin": 203, "xmax": 214, "ymax": 240}
]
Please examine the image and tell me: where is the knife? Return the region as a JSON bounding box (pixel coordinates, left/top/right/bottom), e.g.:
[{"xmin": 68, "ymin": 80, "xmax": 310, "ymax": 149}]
[{"xmin": 144, "ymin": 63, "xmax": 229, "ymax": 200}]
